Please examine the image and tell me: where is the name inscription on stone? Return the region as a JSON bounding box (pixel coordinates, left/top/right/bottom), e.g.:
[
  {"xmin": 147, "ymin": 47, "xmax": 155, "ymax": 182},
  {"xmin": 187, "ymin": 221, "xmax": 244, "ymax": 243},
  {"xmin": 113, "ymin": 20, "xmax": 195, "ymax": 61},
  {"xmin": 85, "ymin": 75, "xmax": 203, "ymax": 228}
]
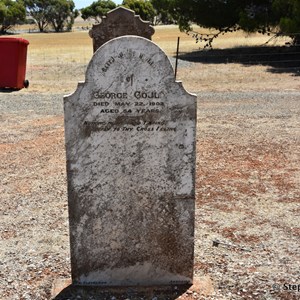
[
  {"xmin": 79, "ymin": 48, "xmax": 185, "ymax": 135},
  {"xmin": 92, "ymin": 90, "xmax": 164, "ymax": 114}
]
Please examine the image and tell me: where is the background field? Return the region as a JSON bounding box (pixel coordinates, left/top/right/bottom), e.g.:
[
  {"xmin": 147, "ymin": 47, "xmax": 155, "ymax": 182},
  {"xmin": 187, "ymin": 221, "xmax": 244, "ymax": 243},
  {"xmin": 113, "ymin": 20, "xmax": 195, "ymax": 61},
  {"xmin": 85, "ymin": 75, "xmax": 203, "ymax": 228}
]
[
  {"xmin": 10, "ymin": 24, "xmax": 298, "ymax": 93},
  {"xmin": 0, "ymin": 25, "xmax": 300, "ymax": 300}
]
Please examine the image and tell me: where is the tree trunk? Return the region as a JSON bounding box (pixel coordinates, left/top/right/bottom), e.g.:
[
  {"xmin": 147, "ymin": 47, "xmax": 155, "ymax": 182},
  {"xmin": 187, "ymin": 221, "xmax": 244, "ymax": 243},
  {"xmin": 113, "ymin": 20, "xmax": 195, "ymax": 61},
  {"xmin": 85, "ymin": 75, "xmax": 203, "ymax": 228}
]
[{"xmin": 292, "ymin": 34, "xmax": 300, "ymax": 46}]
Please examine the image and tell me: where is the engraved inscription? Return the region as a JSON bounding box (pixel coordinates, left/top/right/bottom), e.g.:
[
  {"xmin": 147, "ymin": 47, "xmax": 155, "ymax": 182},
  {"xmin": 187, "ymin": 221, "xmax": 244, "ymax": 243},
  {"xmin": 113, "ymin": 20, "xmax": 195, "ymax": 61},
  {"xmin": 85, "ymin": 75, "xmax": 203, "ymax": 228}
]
[
  {"xmin": 91, "ymin": 89, "xmax": 165, "ymax": 117},
  {"xmin": 92, "ymin": 91, "xmax": 161, "ymax": 100},
  {"xmin": 101, "ymin": 56, "xmax": 115, "ymax": 72},
  {"xmin": 134, "ymin": 91, "xmax": 160, "ymax": 99},
  {"xmin": 83, "ymin": 122, "xmax": 177, "ymax": 133},
  {"xmin": 93, "ymin": 91, "xmax": 128, "ymax": 99}
]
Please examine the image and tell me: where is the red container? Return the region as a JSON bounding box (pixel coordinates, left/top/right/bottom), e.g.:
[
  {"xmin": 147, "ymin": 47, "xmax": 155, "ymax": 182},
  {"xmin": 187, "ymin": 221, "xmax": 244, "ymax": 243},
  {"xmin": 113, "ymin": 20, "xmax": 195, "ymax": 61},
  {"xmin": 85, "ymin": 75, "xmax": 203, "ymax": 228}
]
[{"xmin": 0, "ymin": 37, "xmax": 29, "ymax": 90}]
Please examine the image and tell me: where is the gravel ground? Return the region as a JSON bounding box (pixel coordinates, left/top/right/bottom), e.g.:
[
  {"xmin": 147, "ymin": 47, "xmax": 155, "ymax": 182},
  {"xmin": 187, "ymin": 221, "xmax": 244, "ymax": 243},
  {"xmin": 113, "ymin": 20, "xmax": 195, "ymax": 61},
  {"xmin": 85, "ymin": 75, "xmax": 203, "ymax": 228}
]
[{"xmin": 0, "ymin": 89, "xmax": 299, "ymax": 300}]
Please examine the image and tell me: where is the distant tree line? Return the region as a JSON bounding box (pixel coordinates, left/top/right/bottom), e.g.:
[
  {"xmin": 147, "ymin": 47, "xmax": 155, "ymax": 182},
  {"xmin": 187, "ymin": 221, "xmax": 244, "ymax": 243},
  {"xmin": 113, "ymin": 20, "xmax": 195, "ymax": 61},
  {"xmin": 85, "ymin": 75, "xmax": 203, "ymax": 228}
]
[
  {"xmin": 81, "ymin": 0, "xmax": 300, "ymax": 46},
  {"xmin": 0, "ymin": 0, "xmax": 78, "ymax": 34},
  {"xmin": 0, "ymin": 0, "xmax": 299, "ymax": 46},
  {"xmin": 25, "ymin": 0, "xmax": 78, "ymax": 32},
  {"xmin": 80, "ymin": 0, "xmax": 174, "ymax": 25}
]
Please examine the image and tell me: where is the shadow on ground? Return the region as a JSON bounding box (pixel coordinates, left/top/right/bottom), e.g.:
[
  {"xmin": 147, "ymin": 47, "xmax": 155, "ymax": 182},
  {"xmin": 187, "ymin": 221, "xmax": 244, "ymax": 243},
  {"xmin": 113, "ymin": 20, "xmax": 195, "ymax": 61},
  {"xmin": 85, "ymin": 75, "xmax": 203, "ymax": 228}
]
[
  {"xmin": 178, "ymin": 46, "xmax": 300, "ymax": 76},
  {"xmin": 0, "ymin": 88, "xmax": 20, "ymax": 93},
  {"xmin": 53, "ymin": 284, "xmax": 192, "ymax": 300}
]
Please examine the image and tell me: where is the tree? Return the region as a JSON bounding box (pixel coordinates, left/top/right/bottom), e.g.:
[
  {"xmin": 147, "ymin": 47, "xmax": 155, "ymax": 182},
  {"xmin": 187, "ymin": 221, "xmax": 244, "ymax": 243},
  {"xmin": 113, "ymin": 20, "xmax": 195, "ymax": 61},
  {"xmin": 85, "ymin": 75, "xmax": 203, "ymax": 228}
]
[
  {"xmin": 161, "ymin": 0, "xmax": 300, "ymax": 47},
  {"xmin": 273, "ymin": 0, "xmax": 300, "ymax": 45},
  {"xmin": 150, "ymin": 0, "xmax": 173, "ymax": 24},
  {"xmin": 163, "ymin": 0, "xmax": 274, "ymax": 31},
  {"xmin": 122, "ymin": 0, "xmax": 156, "ymax": 23},
  {"xmin": 81, "ymin": 0, "xmax": 116, "ymax": 23},
  {"xmin": 25, "ymin": 0, "xmax": 78, "ymax": 32},
  {"xmin": 25, "ymin": 0, "xmax": 51, "ymax": 32},
  {"xmin": 0, "ymin": 0, "xmax": 26, "ymax": 34},
  {"xmin": 47, "ymin": 0, "xmax": 78, "ymax": 32}
]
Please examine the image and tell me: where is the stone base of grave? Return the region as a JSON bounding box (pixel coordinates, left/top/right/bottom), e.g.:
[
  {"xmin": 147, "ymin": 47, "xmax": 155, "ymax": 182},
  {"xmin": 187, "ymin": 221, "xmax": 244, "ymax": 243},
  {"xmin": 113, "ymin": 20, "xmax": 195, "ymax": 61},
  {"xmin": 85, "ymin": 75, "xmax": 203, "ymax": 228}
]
[{"xmin": 51, "ymin": 276, "xmax": 214, "ymax": 299}]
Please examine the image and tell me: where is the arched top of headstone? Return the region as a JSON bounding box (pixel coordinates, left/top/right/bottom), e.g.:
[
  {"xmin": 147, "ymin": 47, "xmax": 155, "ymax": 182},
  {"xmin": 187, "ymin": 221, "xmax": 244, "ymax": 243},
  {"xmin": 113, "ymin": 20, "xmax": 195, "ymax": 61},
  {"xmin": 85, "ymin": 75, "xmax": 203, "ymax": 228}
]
[
  {"xmin": 89, "ymin": 6, "xmax": 155, "ymax": 52},
  {"xmin": 66, "ymin": 35, "xmax": 194, "ymax": 104}
]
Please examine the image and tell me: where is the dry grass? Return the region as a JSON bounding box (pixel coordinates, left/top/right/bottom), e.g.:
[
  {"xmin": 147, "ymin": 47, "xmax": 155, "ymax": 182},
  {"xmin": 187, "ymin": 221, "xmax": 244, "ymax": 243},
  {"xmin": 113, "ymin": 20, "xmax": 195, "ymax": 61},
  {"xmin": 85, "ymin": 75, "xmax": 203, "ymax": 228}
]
[
  {"xmin": 153, "ymin": 25, "xmax": 291, "ymax": 54},
  {"xmin": 9, "ymin": 25, "xmax": 296, "ymax": 93}
]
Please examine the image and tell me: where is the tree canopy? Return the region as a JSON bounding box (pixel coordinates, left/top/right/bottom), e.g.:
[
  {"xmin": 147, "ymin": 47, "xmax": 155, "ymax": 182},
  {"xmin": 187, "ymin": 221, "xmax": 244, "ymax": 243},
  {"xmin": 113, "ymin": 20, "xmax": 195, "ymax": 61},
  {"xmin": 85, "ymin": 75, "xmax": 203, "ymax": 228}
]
[
  {"xmin": 0, "ymin": 0, "xmax": 26, "ymax": 34},
  {"xmin": 25, "ymin": 0, "xmax": 50, "ymax": 32},
  {"xmin": 25, "ymin": 0, "xmax": 78, "ymax": 32},
  {"xmin": 122, "ymin": 0, "xmax": 156, "ymax": 23},
  {"xmin": 150, "ymin": 0, "xmax": 173, "ymax": 24},
  {"xmin": 81, "ymin": 0, "xmax": 116, "ymax": 23},
  {"xmin": 1, "ymin": 0, "xmax": 298, "ymax": 45},
  {"xmin": 273, "ymin": 0, "xmax": 300, "ymax": 45},
  {"xmin": 47, "ymin": 0, "xmax": 78, "ymax": 32},
  {"xmin": 154, "ymin": 0, "xmax": 300, "ymax": 46}
]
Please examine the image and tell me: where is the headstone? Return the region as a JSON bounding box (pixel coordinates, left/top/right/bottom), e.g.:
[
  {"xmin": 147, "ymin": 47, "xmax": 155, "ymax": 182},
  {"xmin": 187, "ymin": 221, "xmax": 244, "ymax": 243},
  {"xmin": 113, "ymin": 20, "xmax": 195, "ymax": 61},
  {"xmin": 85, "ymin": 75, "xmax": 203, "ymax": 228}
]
[
  {"xmin": 64, "ymin": 36, "xmax": 197, "ymax": 286},
  {"xmin": 89, "ymin": 6, "xmax": 154, "ymax": 52}
]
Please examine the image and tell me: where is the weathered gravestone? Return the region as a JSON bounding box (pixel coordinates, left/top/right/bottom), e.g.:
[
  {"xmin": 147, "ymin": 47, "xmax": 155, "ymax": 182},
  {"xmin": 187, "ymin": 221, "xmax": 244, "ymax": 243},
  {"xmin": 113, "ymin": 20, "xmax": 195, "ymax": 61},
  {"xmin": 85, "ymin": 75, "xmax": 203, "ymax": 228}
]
[
  {"xmin": 64, "ymin": 36, "xmax": 197, "ymax": 286},
  {"xmin": 89, "ymin": 6, "xmax": 154, "ymax": 52}
]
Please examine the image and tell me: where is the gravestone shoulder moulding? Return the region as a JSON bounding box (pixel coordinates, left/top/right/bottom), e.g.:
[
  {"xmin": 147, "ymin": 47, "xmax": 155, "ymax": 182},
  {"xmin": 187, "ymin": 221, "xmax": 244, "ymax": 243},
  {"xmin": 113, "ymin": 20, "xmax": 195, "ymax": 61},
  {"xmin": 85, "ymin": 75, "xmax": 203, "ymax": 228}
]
[
  {"xmin": 64, "ymin": 36, "xmax": 197, "ymax": 287},
  {"xmin": 89, "ymin": 6, "xmax": 154, "ymax": 52}
]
